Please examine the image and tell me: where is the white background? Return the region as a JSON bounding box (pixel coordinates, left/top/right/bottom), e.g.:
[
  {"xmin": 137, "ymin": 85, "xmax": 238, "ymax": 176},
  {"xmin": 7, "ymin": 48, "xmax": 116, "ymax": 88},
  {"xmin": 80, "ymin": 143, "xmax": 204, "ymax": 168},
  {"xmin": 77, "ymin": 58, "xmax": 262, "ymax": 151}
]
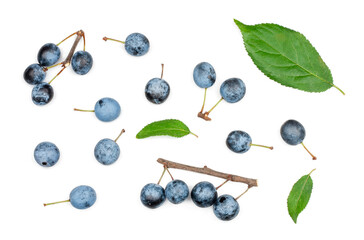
[{"xmin": 1, "ymin": 0, "xmax": 363, "ymax": 239}]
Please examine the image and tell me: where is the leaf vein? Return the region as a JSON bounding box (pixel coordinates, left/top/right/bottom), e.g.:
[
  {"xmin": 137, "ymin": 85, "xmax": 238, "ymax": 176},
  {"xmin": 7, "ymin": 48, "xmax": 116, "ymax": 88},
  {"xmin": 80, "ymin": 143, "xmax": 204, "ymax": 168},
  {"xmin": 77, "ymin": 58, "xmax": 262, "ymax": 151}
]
[
  {"xmin": 250, "ymin": 28, "xmax": 334, "ymax": 88},
  {"xmin": 142, "ymin": 128, "xmax": 190, "ymax": 134},
  {"xmin": 294, "ymin": 175, "xmax": 311, "ymax": 210}
]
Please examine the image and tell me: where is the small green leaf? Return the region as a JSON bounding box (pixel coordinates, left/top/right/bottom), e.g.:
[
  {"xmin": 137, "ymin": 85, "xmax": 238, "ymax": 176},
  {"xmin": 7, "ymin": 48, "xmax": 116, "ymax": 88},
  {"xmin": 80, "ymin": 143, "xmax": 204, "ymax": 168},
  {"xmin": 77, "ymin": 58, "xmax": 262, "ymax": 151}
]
[
  {"xmin": 234, "ymin": 19, "xmax": 344, "ymax": 95},
  {"xmin": 287, "ymin": 169, "xmax": 315, "ymax": 223},
  {"xmin": 136, "ymin": 119, "xmax": 198, "ymax": 139}
]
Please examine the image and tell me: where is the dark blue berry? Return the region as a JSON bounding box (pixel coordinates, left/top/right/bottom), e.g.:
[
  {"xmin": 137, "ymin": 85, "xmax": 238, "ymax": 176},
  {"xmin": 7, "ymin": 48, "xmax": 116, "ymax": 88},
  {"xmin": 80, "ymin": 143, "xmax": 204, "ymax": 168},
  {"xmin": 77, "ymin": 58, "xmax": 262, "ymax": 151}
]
[
  {"xmin": 71, "ymin": 51, "xmax": 93, "ymax": 75},
  {"xmin": 145, "ymin": 78, "xmax": 170, "ymax": 104},
  {"xmin": 34, "ymin": 141, "xmax": 60, "ymax": 167},
  {"xmin": 69, "ymin": 185, "xmax": 97, "ymax": 210},
  {"xmin": 140, "ymin": 183, "xmax": 166, "ymax": 209},
  {"xmin": 37, "ymin": 43, "xmax": 61, "ymax": 67},
  {"xmin": 94, "ymin": 138, "xmax": 120, "ymax": 165},
  {"xmin": 280, "ymin": 119, "xmax": 306, "ymax": 145},
  {"xmin": 94, "ymin": 98, "xmax": 121, "ymax": 122},
  {"xmin": 213, "ymin": 194, "xmax": 240, "ymax": 221},
  {"xmin": 193, "ymin": 62, "xmax": 216, "ymax": 88},
  {"xmin": 31, "ymin": 82, "xmax": 54, "ymax": 106},
  {"xmin": 191, "ymin": 181, "xmax": 217, "ymax": 208},
  {"xmin": 226, "ymin": 130, "xmax": 252, "ymax": 153},
  {"xmin": 220, "ymin": 78, "xmax": 246, "ymax": 103},
  {"xmin": 165, "ymin": 180, "xmax": 189, "ymax": 204},
  {"xmin": 125, "ymin": 33, "xmax": 150, "ymax": 56},
  {"xmin": 24, "ymin": 64, "xmax": 46, "ymax": 85}
]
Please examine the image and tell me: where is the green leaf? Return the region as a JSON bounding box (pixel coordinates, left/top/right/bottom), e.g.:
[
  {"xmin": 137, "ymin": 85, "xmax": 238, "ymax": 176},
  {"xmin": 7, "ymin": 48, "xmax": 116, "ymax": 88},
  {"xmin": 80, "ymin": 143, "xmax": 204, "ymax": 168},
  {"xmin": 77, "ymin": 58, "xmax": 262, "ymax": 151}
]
[
  {"xmin": 136, "ymin": 119, "xmax": 198, "ymax": 139},
  {"xmin": 234, "ymin": 19, "xmax": 344, "ymax": 95},
  {"xmin": 287, "ymin": 169, "xmax": 315, "ymax": 223}
]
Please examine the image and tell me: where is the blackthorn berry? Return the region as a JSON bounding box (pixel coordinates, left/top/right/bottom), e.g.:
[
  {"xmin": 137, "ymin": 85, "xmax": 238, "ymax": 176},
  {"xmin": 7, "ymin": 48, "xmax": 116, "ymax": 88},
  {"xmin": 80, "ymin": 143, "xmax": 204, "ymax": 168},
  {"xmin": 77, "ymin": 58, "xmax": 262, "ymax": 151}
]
[
  {"xmin": 145, "ymin": 78, "xmax": 170, "ymax": 104},
  {"xmin": 69, "ymin": 185, "xmax": 97, "ymax": 210},
  {"xmin": 74, "ymin": 97, "xmax": 121, "ymax": 122},
  {"xmin": 193, "ymin": 62, "xmax": 216, "ymax": 88},
  {"xmin": 191, "ymin": 181, "xmax": 217, "ymax": 208},
  {"xmin": 71, "ymin": 51, "xmax": 93, "ymax": 75},
  {"xmin": 165, "ymin": 180, "xmax": 189, "ymax": 204},
  {"xmin": 34, "ymin": 141, "xmax": 60, "ymax": 167},
  {"xmin": 140, "ymin": 183, "xmax": 166, "ymax": 209},
  {"xmin": 280, "ymin": 119, "xmax": 305, "ymax": 145},
  {"xmin": 145, "ymin": 64, "xmax": 170, "ymax": 104},
  {"xmin": 281, "ymin": 119, "xmax": 317, "ymax": 160},
  {"xmin": 213, "ymin": 194, "xmax": 240, "ymax": 221},
  {"xmin": 94, "ymin": 139, "xmax": 120, "ymax": 165},
  {"xmin": 220, "ymin": 78, "xmax": 246, "ymax": 103},
  {"xmin": 226, "ymin": 130, "xmax": 273, "ymax": 154},
  {"xmin": 94, "ymin": 98, "xmax": 121, "ymax": 122},
  {"xmin": 125, "ymin": 33, "xmax": 150, "ymax": 56},
  {"xmin": 24, "ymin": 64, "xmax": 46, "ymax": 85},
  {"xmin": 226, "ymin": 130, "xmax": 252, "ymax": 153},
  {"xmin": 31, "ymin": 82, "xmax": 54, "ymax": 105},
  {"xmin": 37, "ymin": 43, "xmax": 61, "ymax": 67}
]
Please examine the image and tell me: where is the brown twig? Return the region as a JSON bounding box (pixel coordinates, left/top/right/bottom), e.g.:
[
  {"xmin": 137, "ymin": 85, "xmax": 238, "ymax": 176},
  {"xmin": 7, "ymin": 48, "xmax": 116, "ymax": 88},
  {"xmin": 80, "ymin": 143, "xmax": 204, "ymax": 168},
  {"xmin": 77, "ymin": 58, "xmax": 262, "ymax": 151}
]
[
  {"xmin": 46, "ymin": 30, "xmax": 85, "ymax": 85},
  {"xmin": 62, "ymin": 30, "xmax": 84, "ymax": 68},
  {"xmin": 157, "ymin": 158, "xmax": 258, "ymax": 187},
  {"xmin": 197, "ymin": 112, "xmax": 211, "ymax": 121}
]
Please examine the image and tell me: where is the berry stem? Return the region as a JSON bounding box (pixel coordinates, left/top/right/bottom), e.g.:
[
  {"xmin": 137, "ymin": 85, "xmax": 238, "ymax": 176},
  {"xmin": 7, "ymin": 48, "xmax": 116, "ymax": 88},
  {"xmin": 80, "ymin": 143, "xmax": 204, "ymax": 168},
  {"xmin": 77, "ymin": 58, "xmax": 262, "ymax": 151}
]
[
  {"xmin": 157, "ymin": 167, "xmax": 167, "ymax": 185},
  {"xmin": 82, "ymin": 32, "xmax": 86, "ymax": 51},
  {"xmin": 157, "ymin": 158, "xmax": 258, "ymax": 187},
  {"xmin": 57, "ymin": 31, "xmax": 78, "ymax": 46},
  {"xmin": 198, "ymin": 97, "xmax": 224, "ymax": 121},
  {"xmin": 114, "ymin": 129, "xmax": 125, "ymax": 142},
  {"xmin": 43, "ymin": 199, "xmax": 70, "ymax": 207},
  {"xmin": 235, "ymin": 186, "xmax": 252, "ymax": 201},
  {"xmin": 160, "ymin": 64, "xmax": 164, "ymax": 79},
  {"xmin": 48, "ymin": 66, "xmax": 66, "ymax": 84},
  {"xmin": 45, "ymin": 62, "xmax": 63, "ymax": 71},
  {"xmin": 301, "ymin": 142, "xmax": 317, "ymax": 160},
  {"xmin": 199, "ymin": 88, "xmax": 207, "ymax": 113},
  {"xmin": 250, "ymin": 143, "xmax": 273, "ymax": 150},
  {"xmin": 206, "ymin": 97, "xmax": 223, "ymax": 114},
  {"xmin": 103, "ymin": 37, "xmax": 125, "ymax": 44},
  {"xmin": 165, "ymin": 167, "xmax": 174, "ymax": 181},
  {"xmin": 73, "ymin": 108, "xmax": 95, "ymax": 112},
  {"xmin": 215, "ymin": 178, "xmax": 230, "ymax": 190}
]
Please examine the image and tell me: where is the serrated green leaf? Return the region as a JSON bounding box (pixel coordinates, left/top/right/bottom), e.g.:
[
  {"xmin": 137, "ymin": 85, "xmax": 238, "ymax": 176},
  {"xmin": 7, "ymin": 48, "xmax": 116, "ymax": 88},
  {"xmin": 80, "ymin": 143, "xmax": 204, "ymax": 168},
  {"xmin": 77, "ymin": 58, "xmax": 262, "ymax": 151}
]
[
  {"xmin": 287, "ymin": 169, "xmax": 315, "ymax": 223},
  {"xmin": 234, "ymin": 19, "xmax": 344, "ymax": 95},
  {"xmin": 136, "ymin": 119, "xmax": 197, "ymax": 139}
]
